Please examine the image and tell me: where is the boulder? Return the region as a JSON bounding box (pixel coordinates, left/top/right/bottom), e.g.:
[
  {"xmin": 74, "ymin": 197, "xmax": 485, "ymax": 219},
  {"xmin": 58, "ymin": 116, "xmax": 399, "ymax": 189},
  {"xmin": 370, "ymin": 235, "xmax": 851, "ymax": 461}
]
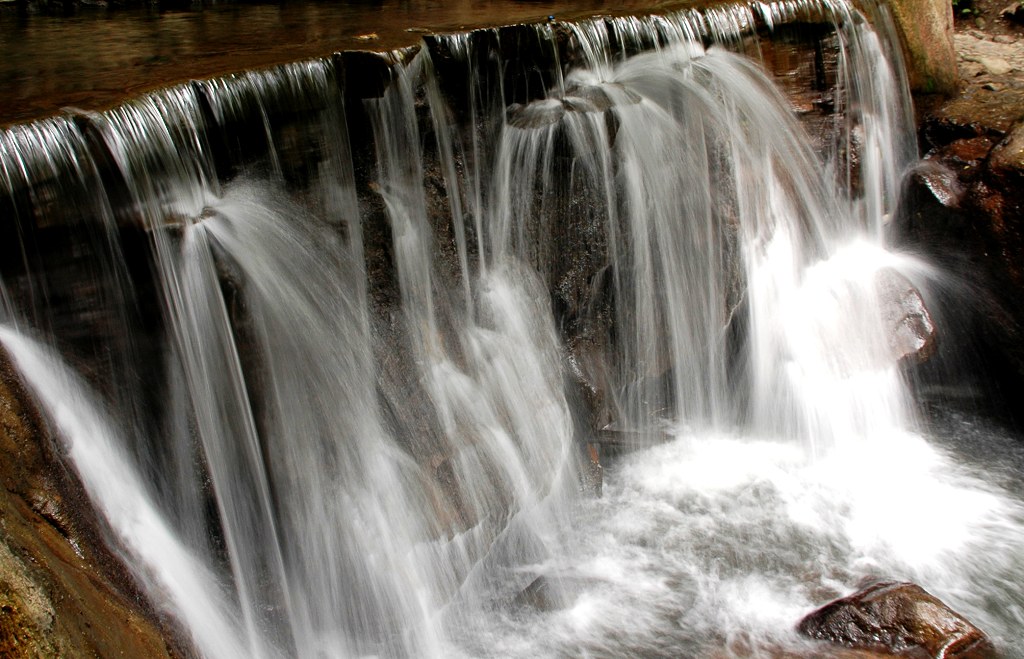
[
  {"xmin": 877, "ymin": 270, "xmax": 937, "ymax": 365},
  {"xmin": 909, "ymin": 86, "xmax": 1024, "ymax": 423},
  {"xmin": 797, "ymin": 580, "xmax": 997, "ymax": 658}
]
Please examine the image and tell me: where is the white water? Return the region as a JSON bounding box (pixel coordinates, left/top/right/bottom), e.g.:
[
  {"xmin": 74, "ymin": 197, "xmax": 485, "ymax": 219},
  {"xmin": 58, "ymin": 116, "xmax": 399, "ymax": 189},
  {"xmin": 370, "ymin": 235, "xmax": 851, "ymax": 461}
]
[
  {"xmin": 456, "ymin": 428, "xmax": 1024, "ymax": 656},
  {"xmin": 2, "ymin": 0, "xmax": 1024, "ymax": 657}
]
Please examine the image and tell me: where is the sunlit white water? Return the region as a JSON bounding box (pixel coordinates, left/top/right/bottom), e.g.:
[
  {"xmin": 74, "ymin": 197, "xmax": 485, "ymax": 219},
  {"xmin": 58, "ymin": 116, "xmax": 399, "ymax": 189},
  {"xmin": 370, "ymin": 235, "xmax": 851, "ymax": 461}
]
[
  {"xmin": 454, "ymin": 427, "xmax": 1024, "ymax": 657},
  {"xmin": 2, "ymin": 0, "xmax": 1024, "ymax": 657}
]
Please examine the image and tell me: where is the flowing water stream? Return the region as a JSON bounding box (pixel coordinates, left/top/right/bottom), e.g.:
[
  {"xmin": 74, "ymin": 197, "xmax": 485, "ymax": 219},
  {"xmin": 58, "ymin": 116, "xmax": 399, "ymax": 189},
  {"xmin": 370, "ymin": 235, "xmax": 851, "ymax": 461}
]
[{"xmin": 1, "ymin": 0, "xmax": 1023, "ymax": 656}]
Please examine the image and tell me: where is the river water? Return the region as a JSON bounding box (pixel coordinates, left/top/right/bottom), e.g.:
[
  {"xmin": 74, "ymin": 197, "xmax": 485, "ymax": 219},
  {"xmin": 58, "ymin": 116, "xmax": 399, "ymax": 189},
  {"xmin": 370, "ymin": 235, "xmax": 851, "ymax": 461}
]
[{"xmin": 1, "ymin": 0, "xmax": 693, "ymax": 125}]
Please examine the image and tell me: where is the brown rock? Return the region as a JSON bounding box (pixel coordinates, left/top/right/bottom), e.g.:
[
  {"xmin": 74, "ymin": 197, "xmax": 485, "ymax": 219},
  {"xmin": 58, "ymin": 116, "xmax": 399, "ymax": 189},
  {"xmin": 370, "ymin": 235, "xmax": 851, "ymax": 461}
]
[
  {"xmin": 988, "ymin": 121, "xmax": 1024, "ymax": 180},
  {"xmin": 0, "ymin": 351, "xmax": 183, "ymax": 658},
  {"xmin": 911, "ymin": 160, "xmax": 968, "ymax": 205},
  {"xmin": 944, "ymin": 136, "xmax": 996, "ymax": 167},
  {"xmin": 927, "ymin": 85, "xmax": 1024, "ymax": 140},
  {"xmin": 876, "ymin": 270, "xmax": 938, "ymax": 365},
  {"xmin": 797, "ymin": 580, "xmax": 997, "ymax": 658}
]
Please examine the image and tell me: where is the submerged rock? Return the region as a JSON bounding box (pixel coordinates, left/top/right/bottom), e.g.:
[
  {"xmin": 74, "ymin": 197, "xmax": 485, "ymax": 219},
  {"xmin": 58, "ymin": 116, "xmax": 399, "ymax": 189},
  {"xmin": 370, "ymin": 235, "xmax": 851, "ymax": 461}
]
[
  {"xmin": 512, "ymin": 575, "xmax": 563, "ymax": 612},
  {"xmin": 797, "ymin": 580, "xmax": 997, "ymax": 658},
  {"xmin": 511, "ymin": 574, "xmax": 599, "ymax": 613}
]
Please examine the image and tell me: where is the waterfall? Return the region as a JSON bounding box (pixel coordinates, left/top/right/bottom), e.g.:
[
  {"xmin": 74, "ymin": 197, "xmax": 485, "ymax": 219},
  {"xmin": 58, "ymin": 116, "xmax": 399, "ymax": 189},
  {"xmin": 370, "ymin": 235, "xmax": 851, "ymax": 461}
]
[{"xmin": 2, "ymin": 0, "xmax": 1024, "ymax": 656}]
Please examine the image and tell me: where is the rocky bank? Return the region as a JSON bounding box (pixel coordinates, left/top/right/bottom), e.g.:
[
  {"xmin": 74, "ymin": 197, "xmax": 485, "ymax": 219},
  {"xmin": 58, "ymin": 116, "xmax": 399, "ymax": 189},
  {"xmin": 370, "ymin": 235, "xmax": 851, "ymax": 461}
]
[{"xmin": 903, "ymin": 20, "xmax": 1024, "ymax": 420}]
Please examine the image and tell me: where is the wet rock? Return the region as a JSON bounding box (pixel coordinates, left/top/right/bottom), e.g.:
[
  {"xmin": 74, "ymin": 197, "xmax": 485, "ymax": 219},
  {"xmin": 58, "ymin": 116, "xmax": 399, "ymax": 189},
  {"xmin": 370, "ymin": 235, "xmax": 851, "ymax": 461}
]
[
  {"xmin": 513, "ymin": 575, "xmax": 562, "ymax": 612},
  {"xmin": 909, "ymin": 160, "xmax": 966, "ymax": 207},
  {"xmin": 0, "ymin": 353, "xmax": 182, "ymax": 658},
  {"xmin": 507, "ymin": 85, "xmax": 642, "ymax": 129},
  {"xmin": 798, "ymin": 580, "xmax": 997, "ymax": 658},
  {"xmin": 988, "ymin": 120, "xmax": 1024, "ymax": 180},
  {"xmin": 579, "ymin": 442, "xmax": 603, "ymax": 497},
  {"xmin": 564, "ymin": 83, "xmax": 642, "ymax": 113},
  {"xmin": 709, "ymin": 641, "xmax": 894, "ymax": 658},
  {"xmin": 897, "ymin": 140, "xmax": 1024, "ymax": 424},
  {"xmin": 506, "ymin": 99, "xmax": 565, "ymax": 129},
  {"xmin": 511, "ymin": 574, "xmax": 597, "ymax": 613},
  {"xmin": 877, "ymin": 270, "xmax": 937, "ymax": 365},
  {"xmin": 913, "ymin": 46, "xmax": 1024, "ymax": 419},
  {"xmin": 978, "ymin": 121, "xmax": 1024, "ymax": 289}
]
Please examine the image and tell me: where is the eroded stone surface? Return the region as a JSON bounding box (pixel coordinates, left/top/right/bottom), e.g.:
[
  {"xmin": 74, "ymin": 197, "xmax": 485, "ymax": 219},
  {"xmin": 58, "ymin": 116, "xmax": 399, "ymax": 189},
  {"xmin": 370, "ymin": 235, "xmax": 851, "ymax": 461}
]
[{"xmin": 0, "ymin": 353, "xmax": 182, "ymax": 658}]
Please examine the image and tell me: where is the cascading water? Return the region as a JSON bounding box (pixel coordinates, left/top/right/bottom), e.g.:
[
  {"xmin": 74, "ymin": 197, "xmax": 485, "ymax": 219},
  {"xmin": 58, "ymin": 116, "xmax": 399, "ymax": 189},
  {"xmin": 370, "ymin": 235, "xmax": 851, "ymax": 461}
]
[{"xmin": 1, "ymin": 0, "xmax": 1023, "ymax": 657}]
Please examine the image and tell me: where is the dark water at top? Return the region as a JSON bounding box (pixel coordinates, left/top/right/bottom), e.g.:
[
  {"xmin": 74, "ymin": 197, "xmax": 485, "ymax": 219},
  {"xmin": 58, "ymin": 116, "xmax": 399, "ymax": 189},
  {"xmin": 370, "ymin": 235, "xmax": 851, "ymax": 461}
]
[{"xmin": 0, "ymin": 0, "xmax": 696, "ymax": 125}]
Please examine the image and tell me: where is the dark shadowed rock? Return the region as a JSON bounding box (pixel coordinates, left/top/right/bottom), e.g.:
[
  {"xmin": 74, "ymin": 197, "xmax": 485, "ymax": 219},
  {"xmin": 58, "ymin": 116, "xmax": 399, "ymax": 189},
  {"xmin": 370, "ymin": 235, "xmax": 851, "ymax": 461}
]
[
  {"xmin": 798, "ymin": 580, "xmax": 997, "ymax": 658},
  {"xmin": 1001, "ymin": 3, "xmax": 1024, "ymax": 24},
  {"xmin": 877, "ymin": 270, "xmax": 937, "ymax": 365},
  {"xmin": 897, "ymin": 125, "xmax": 1024, "ymax": 422}
]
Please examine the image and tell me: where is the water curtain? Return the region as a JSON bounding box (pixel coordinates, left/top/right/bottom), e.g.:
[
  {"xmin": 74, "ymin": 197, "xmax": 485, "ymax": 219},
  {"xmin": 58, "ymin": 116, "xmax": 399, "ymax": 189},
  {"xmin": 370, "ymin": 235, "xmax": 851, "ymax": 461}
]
[{"xmin": 2, "ymin": 0, "xmax": 1021, "ymax": 656}]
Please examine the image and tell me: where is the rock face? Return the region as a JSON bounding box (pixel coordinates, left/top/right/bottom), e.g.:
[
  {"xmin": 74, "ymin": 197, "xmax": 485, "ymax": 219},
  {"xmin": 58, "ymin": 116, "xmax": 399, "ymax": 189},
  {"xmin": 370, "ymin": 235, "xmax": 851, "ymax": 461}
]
[
  {"xmin": 988, "ymin": 120, "xmax": 1024, "ymax": 181},
  {"xmin": 0, "ymin": 354, "xmax": 181, "ymax": 658},
  {"xmin": 798, "ymin": 581, "xmax": 997, "ymax": 658},
  {"xmin": 884, "ymin": 0, "xmax": 958, "ymax": 94},
  {"xmin": 904, "ymin": 27, "xmax": 1024, "ymax": 421}
]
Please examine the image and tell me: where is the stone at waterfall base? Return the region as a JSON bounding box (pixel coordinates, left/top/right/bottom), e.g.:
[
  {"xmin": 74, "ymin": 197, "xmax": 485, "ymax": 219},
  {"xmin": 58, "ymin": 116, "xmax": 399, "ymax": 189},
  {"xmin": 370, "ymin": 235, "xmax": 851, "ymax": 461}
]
[
  {"xmin": 797, "ymin": 580, "xmax": 997, "ymax": 658},
  {"xmin": 877, "ymin": 270, "xmax": 937, "ymax": 365}
]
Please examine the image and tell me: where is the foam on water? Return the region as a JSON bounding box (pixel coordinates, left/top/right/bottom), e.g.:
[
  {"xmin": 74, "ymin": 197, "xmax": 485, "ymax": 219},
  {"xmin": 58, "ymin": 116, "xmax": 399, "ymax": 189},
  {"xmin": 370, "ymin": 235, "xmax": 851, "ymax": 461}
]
[{"xmin": 453, "ymin": 428, "xmax": 1024, "ymax": 656}]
